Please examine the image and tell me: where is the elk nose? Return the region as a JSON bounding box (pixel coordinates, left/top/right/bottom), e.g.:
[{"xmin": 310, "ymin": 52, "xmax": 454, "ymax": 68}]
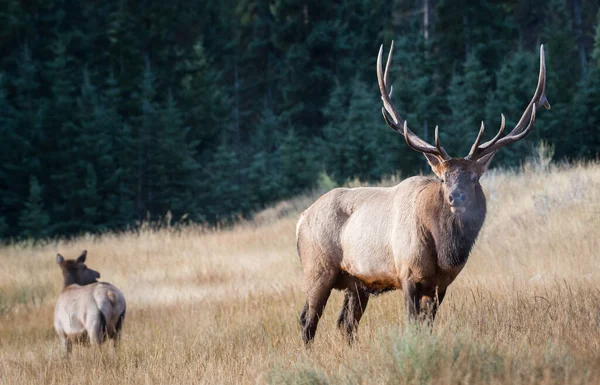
[{"xmin": 449, "ymin": 191, "xmax": 465, "ymax": 205}]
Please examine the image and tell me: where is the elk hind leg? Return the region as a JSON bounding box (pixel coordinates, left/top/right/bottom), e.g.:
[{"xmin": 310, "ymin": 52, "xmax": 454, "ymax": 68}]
[
  {"xmin": 299, "ymin": 301, "xmax": 308, "ymax": 329},
  {"xmin": 112, "ymin": 309, "xmax": 126, "ymax": 350},
  {"xmin": 338, "ymin": 287, "xmax": 369, "ymax": 344},
  {"xmin": 58, "ymin": 332, "xmax": 71, "ymax": 356},
  {"xmin": 336, "ymin": 294, "xmax": 350, "ymax": 330},
  {"xmin": 87, "ymin": 312, "xmax": 106, "ymax": 348},
  {"xmin": 302, "ymin": 270, "xmax": 337, "ymax": 345},
  {"xmin": 335, "ymin": 274, "xmax": 369, "ymax": 343}
]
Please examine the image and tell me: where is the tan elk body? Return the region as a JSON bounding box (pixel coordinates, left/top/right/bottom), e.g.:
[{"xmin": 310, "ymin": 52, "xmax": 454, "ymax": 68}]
[
  {"xmin": 54, "ymin": 250, "xmax": 126, "ymax": 354},
  {"xmin": 297, "ymin": 43, "xmax": 550, "ymax": 344}
]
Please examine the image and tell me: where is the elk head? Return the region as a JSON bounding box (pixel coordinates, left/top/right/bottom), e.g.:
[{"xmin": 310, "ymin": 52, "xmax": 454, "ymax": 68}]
[
  {"xmin": 377, "ymin": 42, "xmax": 550, "ymax": 213},
  {"xmin": 56, "ymin": 250, "xmax": 100, "ymax": 287}
]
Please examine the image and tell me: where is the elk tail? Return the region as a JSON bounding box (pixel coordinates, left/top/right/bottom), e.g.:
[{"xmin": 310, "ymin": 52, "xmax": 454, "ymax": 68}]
[
  {"xmin": 104, "ymin": 290, "xmax": 122, "ymax": 338},
  {"xmin": 107, "ymin": 290, "xmax": 117, "ymax": 305}
]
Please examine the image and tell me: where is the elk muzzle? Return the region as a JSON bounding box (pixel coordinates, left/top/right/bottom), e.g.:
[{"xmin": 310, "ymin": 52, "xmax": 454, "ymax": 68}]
[{"xmin": 448, "ymin": 190, "xmax": 466, "ymax": 213}]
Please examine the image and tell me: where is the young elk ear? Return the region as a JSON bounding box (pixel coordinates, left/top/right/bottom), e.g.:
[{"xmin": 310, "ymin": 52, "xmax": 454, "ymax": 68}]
[
  {"xmin": 56, "ymin": 254, "xmax": 65, "ymax": 265},
  {"xmin": 76, "ymin": 250, "xmax": 87, "ymax": 263}
]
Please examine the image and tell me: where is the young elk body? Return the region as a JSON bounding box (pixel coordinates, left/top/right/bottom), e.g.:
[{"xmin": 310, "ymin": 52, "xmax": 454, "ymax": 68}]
[
  {"xmin": 54, "ymin": 250, "xmax": 126, "ymax": 355},
  {"xmin": 297, "ymin": 43, "xmax": 550, "ymax": 345}
]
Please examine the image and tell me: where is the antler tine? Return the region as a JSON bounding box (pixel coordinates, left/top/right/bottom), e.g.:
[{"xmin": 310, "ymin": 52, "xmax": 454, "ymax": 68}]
[
  {"xmin": 537, "ymin": 45, "xmax": 551, "ymax": 111},
  {"xmin": 468, "ymin": 45, "xmax": 548, "ymax": 161},
  {"xmin": 477, "ymin": 104, "xmax": 537, "ymax": 156},
  {"xmin": 504, "ymin": 103, "xmax": 536, "ymax": 143},
  {"xmin": 510, "ymin": 44, "xmax": 548, "ymax": 137},
  {"xmin": 377, "ymin": 42, "xmax": 451, "ymax": 161},
  {"xmin": 381, "ymin": 107, "xmax": 401, "ymax": 134},
  {"xmin": 403, "ymin": 122, "xmax": 446, "ymax": 156},
  {"xmin": 467, "ymin": 121, "xmax": 485, "ymax": 159},
  {"xmin": 377, "ymin": 44, "xmax": 402, "ymax": 127},
  {"xmin": 478, "ymin": 114, "xmax": 505, "ymax": 151},
  {"xmin": 434, "ymin": 126, "xmax": 451, "ymax": 159},
  {"xmin": 384, "ymin": 40, "xmax": 394, "ymax": 96}
]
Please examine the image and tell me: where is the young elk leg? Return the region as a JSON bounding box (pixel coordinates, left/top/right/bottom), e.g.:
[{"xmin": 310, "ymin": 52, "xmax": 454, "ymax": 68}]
[
  {"xmin": 337, "ymin": 287, "xmax": 369, "ymax": 344},
  {"xmin": 113, "ymin": 310, "xmax": 126, "ymax": 350},
  {"xmin": 302, "ymin": 271, "xmax": 337, "ymax": 345},
  {"xmin": 86, "ymin": 314, "xmax": 106, "ymax": 349},
  {"xmin": 58, "ymin": 332, "xmax": 72, "ymax": 356}
]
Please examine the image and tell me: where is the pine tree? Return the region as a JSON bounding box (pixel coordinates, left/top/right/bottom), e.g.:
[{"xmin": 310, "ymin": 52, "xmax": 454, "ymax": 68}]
[
  {"xmin": 246, "ymin": 108, "xmax": 282, "ymax": 208},
  {"xmin": 79, "ymin": 163, "xmax": 101, "ymax": 232},
  {"xmin": 572, "ymin": 10, "xmax": 600, "ymax": 157},
  {"xmin": 153, "ymin": 91, "xmax": 201, "ymax": 220},
  {"xmin": 447, "ymin": 53, "xmax": 492, "ymax": 157},
  {"xmin": 76, "ymin": 69, "xmax": 117, "ymax": 231},
  {"xmin": 279, "ymin": 128, "xmax": 317, "ymax": 197},
  {"xmin": 538, "ymin": 0, "xmax": 580, "ymax": 159},
  {"xmin": 133, "ymin": 60, "xmax": 160, "ymax": 219},
  {"xmin": 484, "ymin": 50, "xmax": 537, "ymax": 166},
  {"xmin": 18, "ymin": 176, "xmax": 50, "ymax": 239},
  {"xmin": 0, "ymin": 76, "xmax": 16, "ymax": 236},
  {"xmin": 320, "ymin": 80, "xmax": 351, "ymax": 184},
  {"xmin": 271, "ymin": 0, "xmax": 341, "ymax": 136},
  {"xmin": 207, "ymin": 141, "xmax": 243, "ymax": 221},
  {"xmin": 3, "ymin": 46, "xmax": 46, "ymax": 237},
  {"xmin": 338, "ymin": 77, "xmax": 381, "ymax": 182},
  {"xmin": 45, "ymin": 36, "xmax": 81, "ymax": 235}
]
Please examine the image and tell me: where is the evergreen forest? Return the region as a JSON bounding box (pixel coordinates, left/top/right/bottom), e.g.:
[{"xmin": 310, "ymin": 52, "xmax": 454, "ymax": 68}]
[{"xmin": 1, "ymin": 0, "xmax": 599, "ymax": 239}]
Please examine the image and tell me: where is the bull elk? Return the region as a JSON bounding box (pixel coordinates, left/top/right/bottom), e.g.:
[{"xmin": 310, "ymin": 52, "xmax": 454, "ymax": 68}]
[
  {"xmin": 54, "ymin": 250, "xmax": 126, "ymax": 355},
  {"xmin": 296, "ymin": 43, "xmax": 550, "ymax": 344}
]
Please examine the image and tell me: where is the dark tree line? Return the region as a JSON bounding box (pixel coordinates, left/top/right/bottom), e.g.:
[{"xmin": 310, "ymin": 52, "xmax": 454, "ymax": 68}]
[{"xmin": 0, "ymin": 0, "xmax": 599, "ymax": 239}]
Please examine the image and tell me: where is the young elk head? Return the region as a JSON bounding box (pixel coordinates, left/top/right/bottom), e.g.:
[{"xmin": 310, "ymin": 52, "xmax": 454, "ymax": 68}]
[
  {"xmin": 56, "ymin": 250, "xmax": 100, "ymax": 287},
  {"xmin": 377, "ymin": 42, "xmax": 551, "ymax": 214}
]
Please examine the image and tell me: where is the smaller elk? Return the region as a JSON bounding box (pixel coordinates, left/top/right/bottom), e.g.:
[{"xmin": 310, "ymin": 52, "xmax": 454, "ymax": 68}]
[{"xmin": 54, "ymin": 250, "xmax": 126, "ymax": 355}]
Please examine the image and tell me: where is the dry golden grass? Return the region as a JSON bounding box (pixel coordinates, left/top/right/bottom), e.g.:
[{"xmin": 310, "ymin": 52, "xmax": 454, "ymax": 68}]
[{"xmin": 1, "ymin": 160, "xmax": 600, "ymax": 385}]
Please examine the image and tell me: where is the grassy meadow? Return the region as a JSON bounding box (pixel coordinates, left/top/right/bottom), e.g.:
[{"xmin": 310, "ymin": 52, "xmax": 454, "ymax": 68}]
[{"xmin": 1, "ymin": 160, "xmax": 600, "ymax": 384}]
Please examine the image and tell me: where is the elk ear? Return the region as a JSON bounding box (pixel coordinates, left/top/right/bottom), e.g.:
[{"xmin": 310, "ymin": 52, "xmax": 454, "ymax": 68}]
[
  {"xmin": 77, "ymin": 250, "xmax": 87, "ymax": 263},
  {"xmin": 423, "ymin": 153, "xmax": 444, "ymax": 178},
  {"xmin": 56, "ymin": 254, "xmax": 65, "ymax": 265},
  {"xmin": 475, "ymin": 151, "xmax": 497, "ymax": 175}
]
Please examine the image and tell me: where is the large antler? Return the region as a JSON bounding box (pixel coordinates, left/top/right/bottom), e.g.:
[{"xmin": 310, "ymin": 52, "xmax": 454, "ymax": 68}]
[
  {"xmin": 377, "ymin": 42, "xmax": 451, "ymax": 161},
  {"xmin": 465, "ymin": 45, "xmax": 550, "ymax": 161}
]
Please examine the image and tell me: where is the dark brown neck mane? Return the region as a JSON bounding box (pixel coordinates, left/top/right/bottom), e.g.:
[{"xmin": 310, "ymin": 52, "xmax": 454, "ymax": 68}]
[
  {"xmin": 419, "ymin": 181, "xmax": 487, "ymax": 271},
  {"xmin": 61, "ymin": 273, "xmax": 79, "ymax": 289}
]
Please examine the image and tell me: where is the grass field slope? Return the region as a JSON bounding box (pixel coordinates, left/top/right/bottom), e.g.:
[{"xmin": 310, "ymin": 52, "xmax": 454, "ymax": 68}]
[{"xmin": 1, "ymin": 160, "xmax": 600, "ymax": 385}]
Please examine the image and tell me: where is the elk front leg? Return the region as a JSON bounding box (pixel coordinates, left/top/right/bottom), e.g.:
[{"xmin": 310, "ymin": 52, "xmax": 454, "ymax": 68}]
[
  {"xmin": 403, "ymin": 281, "xmax": 422, "ymax": 323},
  {"xmin": 421, "ymin": 288, "xmax": 447, "ymax": 326}
]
